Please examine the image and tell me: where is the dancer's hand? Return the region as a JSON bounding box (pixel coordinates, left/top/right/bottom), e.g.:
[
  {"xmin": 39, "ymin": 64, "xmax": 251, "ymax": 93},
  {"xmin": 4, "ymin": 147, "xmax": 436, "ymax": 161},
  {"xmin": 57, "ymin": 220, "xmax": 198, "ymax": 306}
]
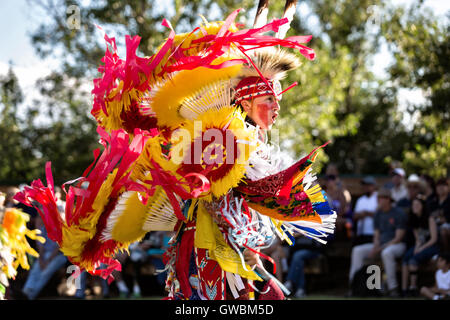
[{"xmin": 243, "ymin": 249, "xmax": 262, "ymax": 269}]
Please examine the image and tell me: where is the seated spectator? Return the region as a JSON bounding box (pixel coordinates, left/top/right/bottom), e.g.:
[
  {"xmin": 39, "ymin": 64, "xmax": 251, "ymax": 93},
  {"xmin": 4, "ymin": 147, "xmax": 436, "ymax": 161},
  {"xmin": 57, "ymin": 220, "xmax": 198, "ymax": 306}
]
[
  {"xmin": 397, "ymin": 174, "xmax": 426, "ymax": 215},
  {"xmin": 21, "ymin": 215, "xmax": 68, "ymax": 300},
  {"xmin": 325, "ymin": 164, "xmax": 353, "ymax": 218},
  {"xmin": 420, "ymin": 253, "xmax": 450, "ymax": 300},
  {"xmin": 348, "ymin": 188, "xmax": 407, "ymax": 297},
  {"xmin": 384, "ymin": 161, "xmax": 403, "ymax": 190},
  {"xmin": 127, "ymin": 240, "xmax": 148, "ymax": 298},
  {"xmin": 421, "ymin": 174, "xmax": 437, "ymax": 213},
  {"xmin": 352, "ymin": 176, "xmax": 378, "ymax": 246},
  {"xmin": 323, "ymin": 174, "xmax": 350, "ymax": 239},
  {"xmin": 401, "ymin": 195, "xmax": 439, "ymax": 297},
  {"xmin": 431, "ymin": 178, "xmax": 450, "ymax": 254},
  {"xmin": 283, "ymin": 234, "xmax": 325, "ymax": 298},
  {"xmin": 389, "ymin": 168, "xmax": 408, "ymax": 205}
]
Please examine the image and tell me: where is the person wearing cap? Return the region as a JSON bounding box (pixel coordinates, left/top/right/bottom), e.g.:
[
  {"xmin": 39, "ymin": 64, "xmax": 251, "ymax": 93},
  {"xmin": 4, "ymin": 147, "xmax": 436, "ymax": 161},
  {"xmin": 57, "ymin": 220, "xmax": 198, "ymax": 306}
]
[
  {"xmin": 390, "ymin": 168, "xmax": 408, "ymax": 205},
  {"xmin": 349, "ymin": 188, "xmax": 407, "ymax": 297},
  {"xmin": 352, "ymin": 176, "xmax": 378, "ymax": 246},
  {"xmin": 397, "ymin": 174, "xmax": 426, "ymax": 214}
]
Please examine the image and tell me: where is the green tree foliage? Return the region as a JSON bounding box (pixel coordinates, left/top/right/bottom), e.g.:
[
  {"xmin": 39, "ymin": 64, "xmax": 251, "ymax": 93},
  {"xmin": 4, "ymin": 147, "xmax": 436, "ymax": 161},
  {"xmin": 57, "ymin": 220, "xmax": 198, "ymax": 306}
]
[
  {"xmin": 1, "ymin": 0, "xmax": 447, "ymax": 185},
  {"xmin": 382, "ymin": 2, "xmax": 449, "ymax": 178},
  {"xmin": 0, "ymin": 67, "xmax": 32, "ymax": 184},
  {"xmin": 279, "ymin": 0, "xmax": 448, "ymax": 177},
  {"xmin": 0, "ymin": 66, "xmax": 98, "ymax": 185},
  {"xmin": 278, "ymin": 0, "xmax": 411, "ymax": 175}
]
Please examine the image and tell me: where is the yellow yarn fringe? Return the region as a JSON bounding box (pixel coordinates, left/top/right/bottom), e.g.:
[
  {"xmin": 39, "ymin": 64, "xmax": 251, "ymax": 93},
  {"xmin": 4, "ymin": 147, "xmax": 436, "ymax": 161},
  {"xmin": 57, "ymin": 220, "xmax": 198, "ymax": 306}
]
[{"xmin": 0, "ymin": 208, "xmax": 45, "ymax": 278}]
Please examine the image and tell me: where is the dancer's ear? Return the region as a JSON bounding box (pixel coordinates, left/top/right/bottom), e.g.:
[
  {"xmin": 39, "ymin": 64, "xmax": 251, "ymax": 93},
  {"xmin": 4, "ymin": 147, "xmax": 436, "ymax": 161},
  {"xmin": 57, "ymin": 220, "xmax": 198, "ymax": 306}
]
[{"xmin": 241, "ymin": 99, "xmax": 252, "ymax": 113}]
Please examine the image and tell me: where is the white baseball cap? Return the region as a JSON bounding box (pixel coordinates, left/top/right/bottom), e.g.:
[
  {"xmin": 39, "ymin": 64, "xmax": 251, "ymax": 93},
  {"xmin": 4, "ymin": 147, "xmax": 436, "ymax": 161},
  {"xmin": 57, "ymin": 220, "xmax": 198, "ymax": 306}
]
[
  {"xmin": 407, "ymin": 174, "xmax": 421, "ymax": 183},
  {"xmin": 392, "ymin": 168, "xmax": 405, "ymax": 177}
]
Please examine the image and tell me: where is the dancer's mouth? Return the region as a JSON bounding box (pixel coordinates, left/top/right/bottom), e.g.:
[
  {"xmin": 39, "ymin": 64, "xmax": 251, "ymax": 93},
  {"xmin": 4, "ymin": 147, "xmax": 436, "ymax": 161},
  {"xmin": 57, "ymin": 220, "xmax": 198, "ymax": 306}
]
[{"xmin": 272, "ymin": 113, "xmax": 278, "ymax": 122}]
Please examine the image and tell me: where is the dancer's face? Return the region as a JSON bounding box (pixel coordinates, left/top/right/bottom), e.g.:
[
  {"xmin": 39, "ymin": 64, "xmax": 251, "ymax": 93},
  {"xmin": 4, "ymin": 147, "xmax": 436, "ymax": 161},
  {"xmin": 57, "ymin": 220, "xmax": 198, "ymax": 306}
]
[{"xmin": 241, "ymin": 95, "xmax": 280, "ymax": 130}]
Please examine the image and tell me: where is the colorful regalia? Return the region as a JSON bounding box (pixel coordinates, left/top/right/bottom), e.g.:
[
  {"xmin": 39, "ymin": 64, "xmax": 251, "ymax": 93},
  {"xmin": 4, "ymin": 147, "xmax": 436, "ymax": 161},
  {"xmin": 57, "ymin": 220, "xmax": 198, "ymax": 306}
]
[
  {"xmin": 14, "ymin": 4, "xmax": 336, "ymax": 300},
  {"xmin": 0, "ymin": 207, "xmax": 45, "ymax": 299}
]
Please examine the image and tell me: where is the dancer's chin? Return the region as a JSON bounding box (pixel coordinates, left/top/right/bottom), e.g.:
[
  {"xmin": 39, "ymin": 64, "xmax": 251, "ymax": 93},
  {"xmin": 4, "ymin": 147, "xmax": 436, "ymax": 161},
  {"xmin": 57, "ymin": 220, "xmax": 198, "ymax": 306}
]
[{"xmin": 269, "ymin": 118, "xmax": 277, "ymax": 128}]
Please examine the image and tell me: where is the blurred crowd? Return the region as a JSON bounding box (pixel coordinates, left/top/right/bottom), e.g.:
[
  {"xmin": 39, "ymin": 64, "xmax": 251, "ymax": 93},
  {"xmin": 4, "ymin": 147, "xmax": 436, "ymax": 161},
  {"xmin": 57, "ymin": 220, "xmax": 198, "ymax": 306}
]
[
  {"xmin": 0, "ymin": 163, "xmax": 449, "ymax": 300},
  {"xmin": 278, "ymin": 164, "xmax": 450, "ymax": 299}
]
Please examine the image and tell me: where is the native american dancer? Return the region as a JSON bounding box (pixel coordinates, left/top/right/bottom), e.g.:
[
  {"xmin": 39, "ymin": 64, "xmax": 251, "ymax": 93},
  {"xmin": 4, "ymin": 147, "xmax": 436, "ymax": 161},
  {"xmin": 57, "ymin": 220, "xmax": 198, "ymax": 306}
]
[{"xmin": 15, "ymin": 2, "xmax": 336, "ymax": 300}]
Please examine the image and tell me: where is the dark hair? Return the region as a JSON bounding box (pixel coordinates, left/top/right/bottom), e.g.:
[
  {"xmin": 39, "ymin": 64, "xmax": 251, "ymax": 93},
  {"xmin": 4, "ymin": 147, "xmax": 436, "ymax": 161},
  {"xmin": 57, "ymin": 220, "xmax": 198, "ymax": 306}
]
[
  {"xmin": 411, "ymin": 195, "xmax": 427, "ymax": 213},
  {"xmin": 438, "ymin": 252, "xmax": 450, "ymax": 264},
  {"xmin": 421, "ymin": 174, "xmax": 436, "ymax": 191},
  {"xmin": 408, "ymin": 195, "xmax": 429, "ymax": 227},
  {"xmin": 436, "ymin": 178, "xmax": 449, "ymax": 187}
]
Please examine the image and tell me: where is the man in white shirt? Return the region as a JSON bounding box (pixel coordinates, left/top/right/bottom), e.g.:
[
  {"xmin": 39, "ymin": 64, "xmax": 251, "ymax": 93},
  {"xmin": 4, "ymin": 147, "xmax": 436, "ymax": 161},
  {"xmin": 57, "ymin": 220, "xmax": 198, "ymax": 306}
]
[
  {"xmin": 352, "ymin": 176, "xmax": 378, "ymax": 246},
  {"xmin": 349, "ymin": 188, "xmax": 407, "ymax": 297}
]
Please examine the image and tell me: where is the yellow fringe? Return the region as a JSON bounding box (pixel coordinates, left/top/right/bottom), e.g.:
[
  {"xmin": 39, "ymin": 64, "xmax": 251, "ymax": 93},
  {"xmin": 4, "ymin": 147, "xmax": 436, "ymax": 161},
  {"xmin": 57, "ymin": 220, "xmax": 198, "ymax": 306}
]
[
  {"xmin": 304, "ymin": 184, "xmax": 326, "ymax": 204},
  {"xmin": 0, "ymin": 208, "xmax": 45, "ymax": 278},
  {"xmin": 187, "ymin": 198, "xmax": 197, "ymax": 221},
  {"xmin": 271, "ymin": 218, "xmax": 293, "ymax": 246}
]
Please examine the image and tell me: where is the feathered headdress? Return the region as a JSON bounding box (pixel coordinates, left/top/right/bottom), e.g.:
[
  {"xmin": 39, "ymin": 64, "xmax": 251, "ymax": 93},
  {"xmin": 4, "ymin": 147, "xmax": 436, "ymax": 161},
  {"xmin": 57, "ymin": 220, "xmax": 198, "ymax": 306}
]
[
  {"xmin": 232, "ymin": 48, "xmax": 301, "ymax": 103},
  {"xmin": 232, "ymin": 0, "xmax": 303, "ymax": 103},
  {"xmin": 235, "ymin": 48, "xmax": 301, "ymax": 82}
]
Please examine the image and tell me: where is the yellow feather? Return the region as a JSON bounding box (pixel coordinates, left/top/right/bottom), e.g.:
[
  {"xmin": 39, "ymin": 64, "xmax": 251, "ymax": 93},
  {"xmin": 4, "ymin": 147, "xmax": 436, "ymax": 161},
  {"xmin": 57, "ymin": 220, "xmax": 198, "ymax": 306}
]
[
  {"xmin": 151, "ymin": 63, "xmax": 242, "ymax": 129},
  {"xmin": 110, "ymin": 192, "xmax": 148, "ymax": 243}
]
